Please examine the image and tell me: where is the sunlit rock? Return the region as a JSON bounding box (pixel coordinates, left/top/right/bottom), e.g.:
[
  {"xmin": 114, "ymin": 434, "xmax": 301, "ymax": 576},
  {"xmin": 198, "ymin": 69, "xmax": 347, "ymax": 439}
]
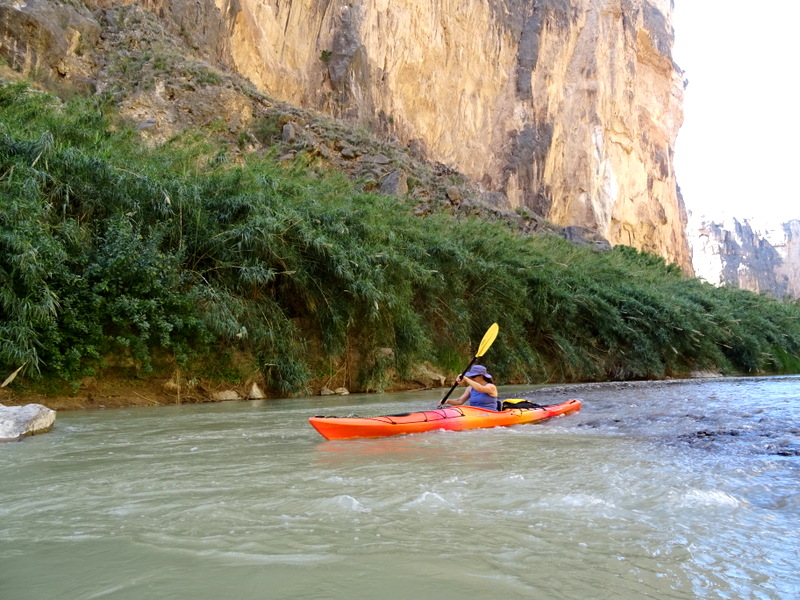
[
  {"xmin": 222, "ymin": 0, "xmax": 691, "ymax": 271},
  {"xmin": 212, "ymin": 390, "xmax": 241, "ymax": 401},
  {"xmin": 247, "ymin": 382, "xmax": 266, "ymax": 399},
  {"xmin": 689, "ymin": 215, "xmax": 800, "ymax": 299},
  {"xmin": 0, "ymin": 404, "xmax": 56, "ymax": 442},
  {"xmin": 412, "ymin": 365, "xmax": 447, "ymax": 388}
]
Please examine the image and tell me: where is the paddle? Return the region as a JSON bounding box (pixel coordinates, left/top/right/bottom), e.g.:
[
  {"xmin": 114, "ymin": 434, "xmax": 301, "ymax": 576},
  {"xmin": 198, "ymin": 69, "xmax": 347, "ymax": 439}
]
[{"xmin": 438, "ymin": 322, "xmax": 499, "ymax": 406}]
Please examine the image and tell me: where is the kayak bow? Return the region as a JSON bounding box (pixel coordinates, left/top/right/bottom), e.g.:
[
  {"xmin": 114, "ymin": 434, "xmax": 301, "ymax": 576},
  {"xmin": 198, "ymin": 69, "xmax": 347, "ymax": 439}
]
[{"xmin": 309, "ymin": 398, "xmax": 581, "ymax": 440}]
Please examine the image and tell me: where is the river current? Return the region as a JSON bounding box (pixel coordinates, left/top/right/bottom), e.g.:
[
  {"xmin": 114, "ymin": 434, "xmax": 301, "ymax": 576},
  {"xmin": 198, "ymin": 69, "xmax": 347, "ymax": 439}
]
[{"xmin": 2, "ymin": 376, "xmax": 799, "ymax": 599}]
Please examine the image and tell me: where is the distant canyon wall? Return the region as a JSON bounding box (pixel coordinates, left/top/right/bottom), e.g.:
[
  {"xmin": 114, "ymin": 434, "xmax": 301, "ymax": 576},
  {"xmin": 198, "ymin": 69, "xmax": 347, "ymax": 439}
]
[
  {"xmin": 0, "ymin": 0, "xmax": 692, "ymax": 271},
  {"xmin": 689, "ymin": 216, "xmax": 800, "ymax": 299}
]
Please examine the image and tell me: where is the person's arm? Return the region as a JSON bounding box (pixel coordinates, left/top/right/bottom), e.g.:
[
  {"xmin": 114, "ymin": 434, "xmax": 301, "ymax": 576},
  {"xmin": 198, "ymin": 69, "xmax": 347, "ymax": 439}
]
[
  {"xmin": 445, "ymin": 382, "xmax": 470, "ymax": 406},
  {"xmin": 463, "ymin": 377, "xmax": 498, "ymax": 397}
]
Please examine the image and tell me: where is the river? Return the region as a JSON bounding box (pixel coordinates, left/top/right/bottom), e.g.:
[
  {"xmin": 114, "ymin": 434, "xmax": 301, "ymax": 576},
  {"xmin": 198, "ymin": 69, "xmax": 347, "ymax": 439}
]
[{"xmin": 2, "ymin": 376, "xmax": 799, "ymax": 599}]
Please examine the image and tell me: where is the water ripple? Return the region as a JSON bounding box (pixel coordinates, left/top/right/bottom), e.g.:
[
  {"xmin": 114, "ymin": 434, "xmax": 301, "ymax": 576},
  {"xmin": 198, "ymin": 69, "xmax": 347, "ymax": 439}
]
[{"xmin": 2, "ymin": 378, "xmax": 800, "ymax": 599}]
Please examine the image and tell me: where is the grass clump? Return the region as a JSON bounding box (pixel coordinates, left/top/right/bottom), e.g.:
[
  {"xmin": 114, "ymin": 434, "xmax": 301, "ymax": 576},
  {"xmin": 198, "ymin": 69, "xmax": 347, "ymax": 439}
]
[{"xmin": 1, "ymin": 81, "xmax": 799, "ymax": 396}]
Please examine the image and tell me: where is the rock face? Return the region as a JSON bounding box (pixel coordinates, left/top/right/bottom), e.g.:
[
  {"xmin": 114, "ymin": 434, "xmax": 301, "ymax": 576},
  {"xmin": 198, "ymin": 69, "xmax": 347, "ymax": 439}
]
[
  {"xmin": 0, "ymin": 0, "xmax": 691, "ymax": 270},
  {"xmin": 0, "ymin": 404, "xmax": 56, "ymax": 441},
  {"xmin": 222, "ymin": 0, "xmax": 691, "ymax": 270},
  {"xmin": 689, "ymin": 216, "xmax": 800, "ymax": 299}
]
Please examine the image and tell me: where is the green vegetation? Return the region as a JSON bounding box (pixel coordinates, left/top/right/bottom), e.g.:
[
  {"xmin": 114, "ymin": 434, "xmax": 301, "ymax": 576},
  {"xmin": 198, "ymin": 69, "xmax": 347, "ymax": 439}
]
[{"xmin": 1, "ymin": 82, "xmax": 799, "ymax": 396}]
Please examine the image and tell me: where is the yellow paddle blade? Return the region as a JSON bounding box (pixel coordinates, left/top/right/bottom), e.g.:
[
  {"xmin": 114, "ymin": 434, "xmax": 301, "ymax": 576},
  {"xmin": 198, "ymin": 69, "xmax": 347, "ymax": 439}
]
[{"xmin": 475, "ymin": 322, "xmax": 499, "ymax": 357}]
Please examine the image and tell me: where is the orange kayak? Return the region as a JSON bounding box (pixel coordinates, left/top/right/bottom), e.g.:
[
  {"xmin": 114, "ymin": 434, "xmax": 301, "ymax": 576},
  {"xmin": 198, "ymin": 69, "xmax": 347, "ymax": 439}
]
[{"xmin": 308, "ymin": 398, "xmax": 582, "ymax": 440}]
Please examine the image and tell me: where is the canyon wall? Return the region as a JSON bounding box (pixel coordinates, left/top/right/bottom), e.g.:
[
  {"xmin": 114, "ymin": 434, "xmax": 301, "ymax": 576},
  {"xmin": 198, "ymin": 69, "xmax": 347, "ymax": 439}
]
[
  {"xmin": 222, "ymin": 0, "xmax": 691, "ymax": 270},
  {"xmin": 0, "ymin": 0, "xmax": 692, "ymax": 270},
  {"xmin": 690, "ymin": 216, "xmax": 800, "ymax": 300}
]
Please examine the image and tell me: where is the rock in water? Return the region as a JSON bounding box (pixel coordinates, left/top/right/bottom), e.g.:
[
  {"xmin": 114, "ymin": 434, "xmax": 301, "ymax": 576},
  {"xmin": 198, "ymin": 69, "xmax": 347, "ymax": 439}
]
[{"xmin": 0, "ymin": 404, "xmax": 57, "ymax": 442}]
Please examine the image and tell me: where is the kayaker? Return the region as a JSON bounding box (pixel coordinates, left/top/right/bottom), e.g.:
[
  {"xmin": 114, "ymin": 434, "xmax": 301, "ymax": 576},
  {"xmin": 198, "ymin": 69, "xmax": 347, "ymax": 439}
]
[{"xmin": 442, "ymin": 365, "xmax": 499, "ymax": 410}]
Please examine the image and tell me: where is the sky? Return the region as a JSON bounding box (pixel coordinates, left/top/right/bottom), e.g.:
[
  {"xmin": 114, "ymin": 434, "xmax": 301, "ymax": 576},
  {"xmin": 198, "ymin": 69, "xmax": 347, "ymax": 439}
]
[{"xmin": 671, "ymin": 1, "xmax": 800, "ymax": 223}]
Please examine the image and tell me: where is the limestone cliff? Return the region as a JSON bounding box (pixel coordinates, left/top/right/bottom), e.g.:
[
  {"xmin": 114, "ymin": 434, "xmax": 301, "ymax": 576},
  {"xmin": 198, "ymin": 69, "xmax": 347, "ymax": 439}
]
[
  {"xmin": 690, "ymin": 216, "xmax": 800, "ymax": 300},
  {"xmin": 219, "ymin": 0, "xmax": 690, "ymax": 270},
  {"xmin": 0, "ymin": 0, "xmax": 691, "ymax": 270}
]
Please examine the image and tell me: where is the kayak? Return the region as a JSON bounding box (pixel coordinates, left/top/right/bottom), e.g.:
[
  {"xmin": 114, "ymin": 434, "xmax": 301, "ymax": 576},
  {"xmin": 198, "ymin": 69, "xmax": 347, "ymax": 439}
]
[{"xmin": 308, "ymin": 398, "xmax": 582, "ymax": 440}]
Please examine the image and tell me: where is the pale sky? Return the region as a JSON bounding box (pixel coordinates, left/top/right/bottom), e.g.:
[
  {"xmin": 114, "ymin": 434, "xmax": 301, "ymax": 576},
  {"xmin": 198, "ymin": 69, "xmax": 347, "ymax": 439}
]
[{"xmin": 672, "ymin": 1, "xmax": 800, "ymax": 223}]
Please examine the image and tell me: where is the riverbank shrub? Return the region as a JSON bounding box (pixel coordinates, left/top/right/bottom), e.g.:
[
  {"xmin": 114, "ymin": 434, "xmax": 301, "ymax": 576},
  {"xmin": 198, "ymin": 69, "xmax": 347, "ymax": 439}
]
[{"xmin": 1, "ymin": 82, "xmax": 799, "ymax": 394}]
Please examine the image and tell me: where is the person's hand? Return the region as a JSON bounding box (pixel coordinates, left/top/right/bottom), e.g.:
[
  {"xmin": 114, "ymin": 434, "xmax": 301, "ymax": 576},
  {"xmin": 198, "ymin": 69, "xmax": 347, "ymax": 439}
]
[{"xmin": 456, "ymin": 374, "xmax": 464, "ymax": 385}]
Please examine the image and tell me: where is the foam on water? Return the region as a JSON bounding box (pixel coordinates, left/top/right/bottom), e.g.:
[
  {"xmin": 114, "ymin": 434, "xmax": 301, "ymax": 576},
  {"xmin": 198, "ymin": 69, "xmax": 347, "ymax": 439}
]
[{"xmin": 680, "ymin": 489, "xmax": 743, "ymax": 508}]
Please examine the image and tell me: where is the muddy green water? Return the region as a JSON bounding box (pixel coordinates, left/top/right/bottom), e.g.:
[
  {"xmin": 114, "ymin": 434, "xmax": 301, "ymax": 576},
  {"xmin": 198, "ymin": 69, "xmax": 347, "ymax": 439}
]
[{"xmin": 2, "ymin": 377, "xmax": 799, "ymax": 599}]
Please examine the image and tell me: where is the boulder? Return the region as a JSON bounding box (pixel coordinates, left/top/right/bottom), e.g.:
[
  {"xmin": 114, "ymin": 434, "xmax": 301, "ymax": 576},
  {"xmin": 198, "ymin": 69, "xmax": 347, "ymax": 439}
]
[
  {"xmin": 247, "ymin": 382, "xmax": 266, "ymax": 399},
  {"xmin": 0, "ymin": 404, "xmax": 56, "ymax": 442},
  {"xmin": 412, "ymin": 365, "xmax": 447, "ymax": 388},
  {"xmin": 357, "ymin": 153, "xmax": 391, "ymax": 164},
  {"xmin": 379, "ymin": 170, "xmax": 408, "ymax": 197},
  {"xmin": 281, "ymin": 122, "xmax": 297, "ymax": 142},
  {"xmin": 445, "ymin": 186, "xmax": 463, "ymax": 204}
]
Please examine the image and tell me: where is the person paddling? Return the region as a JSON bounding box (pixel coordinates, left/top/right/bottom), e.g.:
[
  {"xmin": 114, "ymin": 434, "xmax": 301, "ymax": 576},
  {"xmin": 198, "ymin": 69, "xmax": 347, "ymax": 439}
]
[{"xmin": 440, "ymin": 365, "xmax": 499, "ymax": 411}]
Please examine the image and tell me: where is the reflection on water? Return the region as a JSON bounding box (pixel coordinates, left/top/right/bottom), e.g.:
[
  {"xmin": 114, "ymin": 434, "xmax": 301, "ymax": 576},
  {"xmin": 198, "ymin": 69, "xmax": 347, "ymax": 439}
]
[{"xmin": 1, "ymin": 377, "xmax": 799, "ymax": 600}]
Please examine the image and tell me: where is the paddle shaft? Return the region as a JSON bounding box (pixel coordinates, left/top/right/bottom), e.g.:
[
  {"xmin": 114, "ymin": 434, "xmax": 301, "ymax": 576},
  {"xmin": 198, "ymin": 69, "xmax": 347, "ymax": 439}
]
[
  {"xmin": 438, "ymin": 323, "xmax": 499, "ymax": 406},
  {"xmin": 439, "ymin": 357, "xmax": 478, "ymax": 406}
]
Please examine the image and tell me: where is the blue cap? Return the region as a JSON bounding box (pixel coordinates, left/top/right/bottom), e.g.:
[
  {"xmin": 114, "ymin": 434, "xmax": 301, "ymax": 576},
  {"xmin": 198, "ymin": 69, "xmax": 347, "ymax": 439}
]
[{"xmin": 465, "ymin": 365, "xmax": 492, "ymax": 380}]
